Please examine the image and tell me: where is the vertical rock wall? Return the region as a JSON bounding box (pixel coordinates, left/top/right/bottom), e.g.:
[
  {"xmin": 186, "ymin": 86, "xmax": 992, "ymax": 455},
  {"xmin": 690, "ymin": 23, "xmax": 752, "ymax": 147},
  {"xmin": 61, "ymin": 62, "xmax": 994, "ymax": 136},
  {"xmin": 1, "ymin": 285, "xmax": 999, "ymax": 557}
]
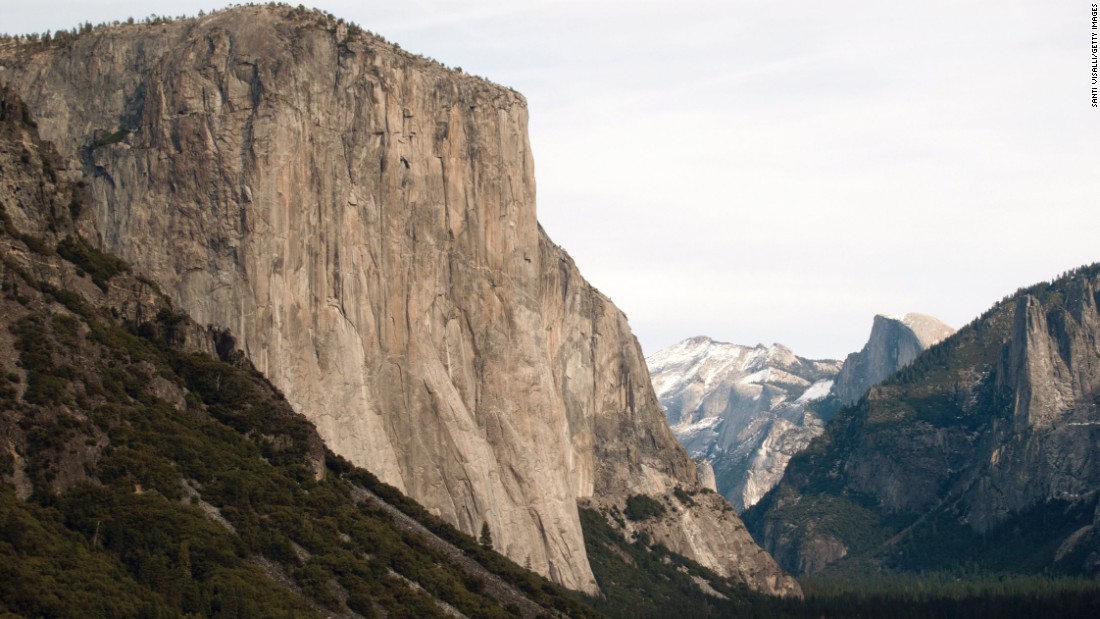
[
  {"xmin": 832, "ymin": 313, "xmax": 955, "ymax": 405},
  {"xmin": 0, "ymin": 6, "xmax": 796, "ymax": 595}
]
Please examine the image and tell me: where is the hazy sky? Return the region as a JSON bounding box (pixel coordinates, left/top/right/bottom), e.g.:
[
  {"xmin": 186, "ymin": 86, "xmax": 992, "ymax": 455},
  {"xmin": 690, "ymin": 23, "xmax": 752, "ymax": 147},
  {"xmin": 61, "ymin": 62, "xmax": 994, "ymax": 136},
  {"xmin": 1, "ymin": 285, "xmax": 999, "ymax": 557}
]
[{"xmin": 5, "ymin": 1, "xmax": 1098, "ymax": 359}]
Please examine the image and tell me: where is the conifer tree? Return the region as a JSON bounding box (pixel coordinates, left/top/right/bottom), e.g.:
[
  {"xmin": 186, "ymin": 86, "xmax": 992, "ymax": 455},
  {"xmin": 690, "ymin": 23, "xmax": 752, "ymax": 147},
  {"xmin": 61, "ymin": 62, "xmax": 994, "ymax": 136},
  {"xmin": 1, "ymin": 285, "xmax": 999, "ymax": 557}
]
[{"xmin": 479, "ymin": 522, "xmax": 493, "ymax": 549}]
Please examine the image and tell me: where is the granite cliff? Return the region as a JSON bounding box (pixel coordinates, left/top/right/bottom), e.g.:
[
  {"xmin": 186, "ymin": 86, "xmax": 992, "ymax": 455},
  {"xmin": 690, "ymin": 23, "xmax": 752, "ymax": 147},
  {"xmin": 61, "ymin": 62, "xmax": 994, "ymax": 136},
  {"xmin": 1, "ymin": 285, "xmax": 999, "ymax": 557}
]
[
  {"xmin": 832, "ymin": 313, "xmax": 955, "ymax": 406},
  {"xmin": 0, "ymin": 83, "xmax": 606, "ymax": 618},
  {"xmin": 744, "ymin": 268, "xmax": 1100, "ymax": 577},
  {"xmin": 0, "ymin": 5, "xmax": 797, "ymax": 596}
]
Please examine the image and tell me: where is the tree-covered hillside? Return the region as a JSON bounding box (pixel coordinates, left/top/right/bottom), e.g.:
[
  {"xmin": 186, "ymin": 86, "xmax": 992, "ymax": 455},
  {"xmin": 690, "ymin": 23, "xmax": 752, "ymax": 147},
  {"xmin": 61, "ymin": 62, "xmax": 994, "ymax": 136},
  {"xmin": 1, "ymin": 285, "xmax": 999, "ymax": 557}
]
[{"xmin": 745, "ymin": 263, "xmax": 1100, "ymax": 585}]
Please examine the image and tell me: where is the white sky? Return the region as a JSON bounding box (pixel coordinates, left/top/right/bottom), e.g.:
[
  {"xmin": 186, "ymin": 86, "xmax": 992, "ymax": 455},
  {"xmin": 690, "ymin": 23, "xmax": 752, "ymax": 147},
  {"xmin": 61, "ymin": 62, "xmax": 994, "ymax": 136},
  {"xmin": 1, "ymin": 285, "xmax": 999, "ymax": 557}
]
[{"xmin": 5, "ymin": 1, "xmax": 1099, "ymax": 359}]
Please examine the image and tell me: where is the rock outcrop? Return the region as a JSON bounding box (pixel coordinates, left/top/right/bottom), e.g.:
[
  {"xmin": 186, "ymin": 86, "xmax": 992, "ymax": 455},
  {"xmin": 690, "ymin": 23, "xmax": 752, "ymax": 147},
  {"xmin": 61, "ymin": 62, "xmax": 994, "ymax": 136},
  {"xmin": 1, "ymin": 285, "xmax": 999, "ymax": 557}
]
[
  {"xmin": 744, "ymin": 269, "xmax": 1100, "ymax": 577},
  {"xmin": 584, "ymin": 489, "xmax": 802, "ymax": 597},
  {"xmin": 648, "ymin": 337, "xmax": 840, "ymax": 511},
  {"xmin": 969, "ymin": 280, "xmax": 1100, "ymax": 530},
  {"xmin": 0, "ymin": 6, "xmax": 797, "ymax": 595},
  {"xmin": 832, "ymin": 313, "xmax": 955, "ymax": 405}
]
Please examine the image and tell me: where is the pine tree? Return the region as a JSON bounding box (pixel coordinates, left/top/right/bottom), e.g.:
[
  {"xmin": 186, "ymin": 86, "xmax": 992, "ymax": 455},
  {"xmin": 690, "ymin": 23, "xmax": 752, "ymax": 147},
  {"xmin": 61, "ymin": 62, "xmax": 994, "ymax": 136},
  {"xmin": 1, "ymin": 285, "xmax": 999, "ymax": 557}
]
[{"xmin": 479, "ymin": 522, "xmax": 493, "ymax": 549}]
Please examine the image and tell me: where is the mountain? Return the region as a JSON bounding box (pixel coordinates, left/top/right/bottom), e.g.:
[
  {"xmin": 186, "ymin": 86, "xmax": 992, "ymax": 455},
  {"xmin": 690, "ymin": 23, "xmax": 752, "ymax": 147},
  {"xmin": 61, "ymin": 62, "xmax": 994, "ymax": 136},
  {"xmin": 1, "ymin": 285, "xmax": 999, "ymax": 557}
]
[
  {"xmin": 4, "ymin": 60, "xmax": 1098, "ymax": 619},
  {"xmin": 648, "ymin": 337, "xmax": 841, "ymax": 511},
  {"xmin": 832, "ymin": 313, "xmax": 956, "ymax": 405},
  {"xmin": 743, "ymin": 267, "xmax": 1100, "ymax": 578},
  {"xmin": 0, "ymin": 82, "xmax": 602, "ymax": 618},
  {"xmin": 648, "ymin": 315, "xmax": 953, "ymax": 513},
  {"xmin": 0, "ymin": 4, "xmax": 797, "ymax": 597}
]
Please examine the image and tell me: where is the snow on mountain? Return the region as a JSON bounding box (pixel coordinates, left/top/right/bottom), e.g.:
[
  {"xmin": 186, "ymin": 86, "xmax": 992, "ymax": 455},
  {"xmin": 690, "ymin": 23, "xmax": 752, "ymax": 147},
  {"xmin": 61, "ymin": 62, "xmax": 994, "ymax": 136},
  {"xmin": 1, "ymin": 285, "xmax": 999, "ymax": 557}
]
[
  {"xmin": 648, "ymin": 336, "xmax": 841, "ymax": 511},
  {"xmin": 649, "ymin": 312, "xmax": 954, "ymax": 513},
  {"xmin": 796, "ymin": 379, "xmax": 834, "ymax": 403}
]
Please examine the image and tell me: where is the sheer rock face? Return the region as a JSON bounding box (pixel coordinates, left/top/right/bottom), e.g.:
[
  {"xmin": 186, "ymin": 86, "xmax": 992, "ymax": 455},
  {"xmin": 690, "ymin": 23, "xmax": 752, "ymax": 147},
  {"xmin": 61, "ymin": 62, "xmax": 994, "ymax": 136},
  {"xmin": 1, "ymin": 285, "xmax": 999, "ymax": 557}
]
[
  {"xmin": 648, "ymin": 337, "xmax": 840, "ymax": 511},
  {"xmin": 0, "ymin": 6, "xmax": 795, "ymax": 595},
  {"xmin": 970, "ymin": 283, "xmax": 1100, "ymax": 530},
  {"xmin": 832, "ymin": 313, "xmax": 955, "ymax": 405}
]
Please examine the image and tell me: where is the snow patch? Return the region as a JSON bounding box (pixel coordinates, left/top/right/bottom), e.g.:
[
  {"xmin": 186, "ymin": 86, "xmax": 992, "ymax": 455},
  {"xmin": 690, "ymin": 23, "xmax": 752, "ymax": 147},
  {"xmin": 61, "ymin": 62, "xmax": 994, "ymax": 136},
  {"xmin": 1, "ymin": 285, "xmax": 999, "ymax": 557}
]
[
  {"xmin": 796, "ymin": 380, "xmax": 834, "ymax": 403},
  {"xmin": 742, "ymin": 368, "xmax": 772, "ymax": 384}
]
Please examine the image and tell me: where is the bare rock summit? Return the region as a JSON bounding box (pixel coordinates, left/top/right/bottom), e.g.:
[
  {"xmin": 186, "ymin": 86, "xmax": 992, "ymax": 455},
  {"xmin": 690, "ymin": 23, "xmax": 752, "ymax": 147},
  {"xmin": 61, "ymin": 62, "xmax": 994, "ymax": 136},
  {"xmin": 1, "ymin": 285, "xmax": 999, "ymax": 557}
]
[{"xmin": 832, "ymin": 312, "xmax": 955, "ymax": 405}]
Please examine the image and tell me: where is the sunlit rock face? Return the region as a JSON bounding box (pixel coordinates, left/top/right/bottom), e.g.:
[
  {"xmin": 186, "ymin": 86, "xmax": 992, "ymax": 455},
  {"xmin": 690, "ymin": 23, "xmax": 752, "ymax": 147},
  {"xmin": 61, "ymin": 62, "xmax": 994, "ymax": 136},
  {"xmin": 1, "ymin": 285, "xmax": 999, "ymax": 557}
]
[
  {"xmin": 832, "ymin": 313, "xmax": 955, "ymax": 406},
  {"xmin": 1, "ymin": 5, "xmax": 798, "ymax": 595}
]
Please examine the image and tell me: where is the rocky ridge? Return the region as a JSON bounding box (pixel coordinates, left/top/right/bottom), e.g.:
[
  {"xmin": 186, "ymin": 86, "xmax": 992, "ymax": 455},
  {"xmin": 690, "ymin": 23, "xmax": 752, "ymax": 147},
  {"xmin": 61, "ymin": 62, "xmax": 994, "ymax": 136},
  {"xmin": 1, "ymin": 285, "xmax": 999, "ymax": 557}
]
[
  {"xmin": 744, "ymin": 268, "xmax": 1100, "ymax": 577},
  {"xmin": 0, "ymin": 5, "xmax": 797, "ymax": 596},
  {"xmin": 649, "ymin": 315, "xmax": 954, "ymax": 513}
]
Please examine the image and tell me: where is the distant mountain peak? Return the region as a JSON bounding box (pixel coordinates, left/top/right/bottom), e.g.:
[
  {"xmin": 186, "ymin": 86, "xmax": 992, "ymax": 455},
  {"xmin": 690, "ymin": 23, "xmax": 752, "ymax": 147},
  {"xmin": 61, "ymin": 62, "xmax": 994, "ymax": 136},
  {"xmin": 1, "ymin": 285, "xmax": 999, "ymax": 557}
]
[
  {"xmin": 874, "ymin": 312, "xmax": 955, "ymax": 348},
  {"xmin": 685, "ymin": 334, "xmax": 718, "ymax": 345},
  {"xmin": 648, "ymin": 336, "xmax": 841, "ymax": 511},
  {"xmin": 649, "ymin": 313, "xmax": 952, "ymax": 513},
  {"xmin": 833, "ymin": 312, "xmax": 956, "ymax": 405}
]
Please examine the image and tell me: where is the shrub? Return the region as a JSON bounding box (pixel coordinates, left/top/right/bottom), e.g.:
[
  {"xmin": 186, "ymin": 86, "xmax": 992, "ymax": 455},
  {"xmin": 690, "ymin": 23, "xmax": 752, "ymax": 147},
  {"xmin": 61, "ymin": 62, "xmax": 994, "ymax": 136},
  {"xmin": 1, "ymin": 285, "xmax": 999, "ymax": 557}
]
[
  {"xmin": 56, "ymin": 235, "xmax": 130, "ymax": 291},
  {"xmin": 624, "ymin": 494, "xmax": 666, "ymax": 522}
]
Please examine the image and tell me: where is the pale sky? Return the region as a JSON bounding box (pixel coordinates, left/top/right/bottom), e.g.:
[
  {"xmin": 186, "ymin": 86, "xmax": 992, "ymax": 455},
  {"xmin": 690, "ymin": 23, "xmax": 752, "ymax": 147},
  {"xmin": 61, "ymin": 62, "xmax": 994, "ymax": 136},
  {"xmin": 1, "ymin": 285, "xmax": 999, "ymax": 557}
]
[{"xmin": 5, "ymin": 1, "xmax": 1098, "ymax": 359}]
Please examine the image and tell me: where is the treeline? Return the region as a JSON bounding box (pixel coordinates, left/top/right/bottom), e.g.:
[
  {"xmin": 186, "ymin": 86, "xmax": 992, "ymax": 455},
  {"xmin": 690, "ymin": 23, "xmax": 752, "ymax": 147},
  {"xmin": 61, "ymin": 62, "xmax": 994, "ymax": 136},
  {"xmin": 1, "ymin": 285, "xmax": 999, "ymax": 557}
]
[
  {"xmin": 0, "ymin": 2, "xmax": 505, "ymax": 88},
  {"xmin": 0, "ymin": 3, "xmax": 373, "ymax": 42},
  {"xmin": 578, "ymin": 504, "xmax": 1100, "ymax": 619},
  {"xmin": 794, "ymin": 572, "xmax": 1100, "ymax": 619}
]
